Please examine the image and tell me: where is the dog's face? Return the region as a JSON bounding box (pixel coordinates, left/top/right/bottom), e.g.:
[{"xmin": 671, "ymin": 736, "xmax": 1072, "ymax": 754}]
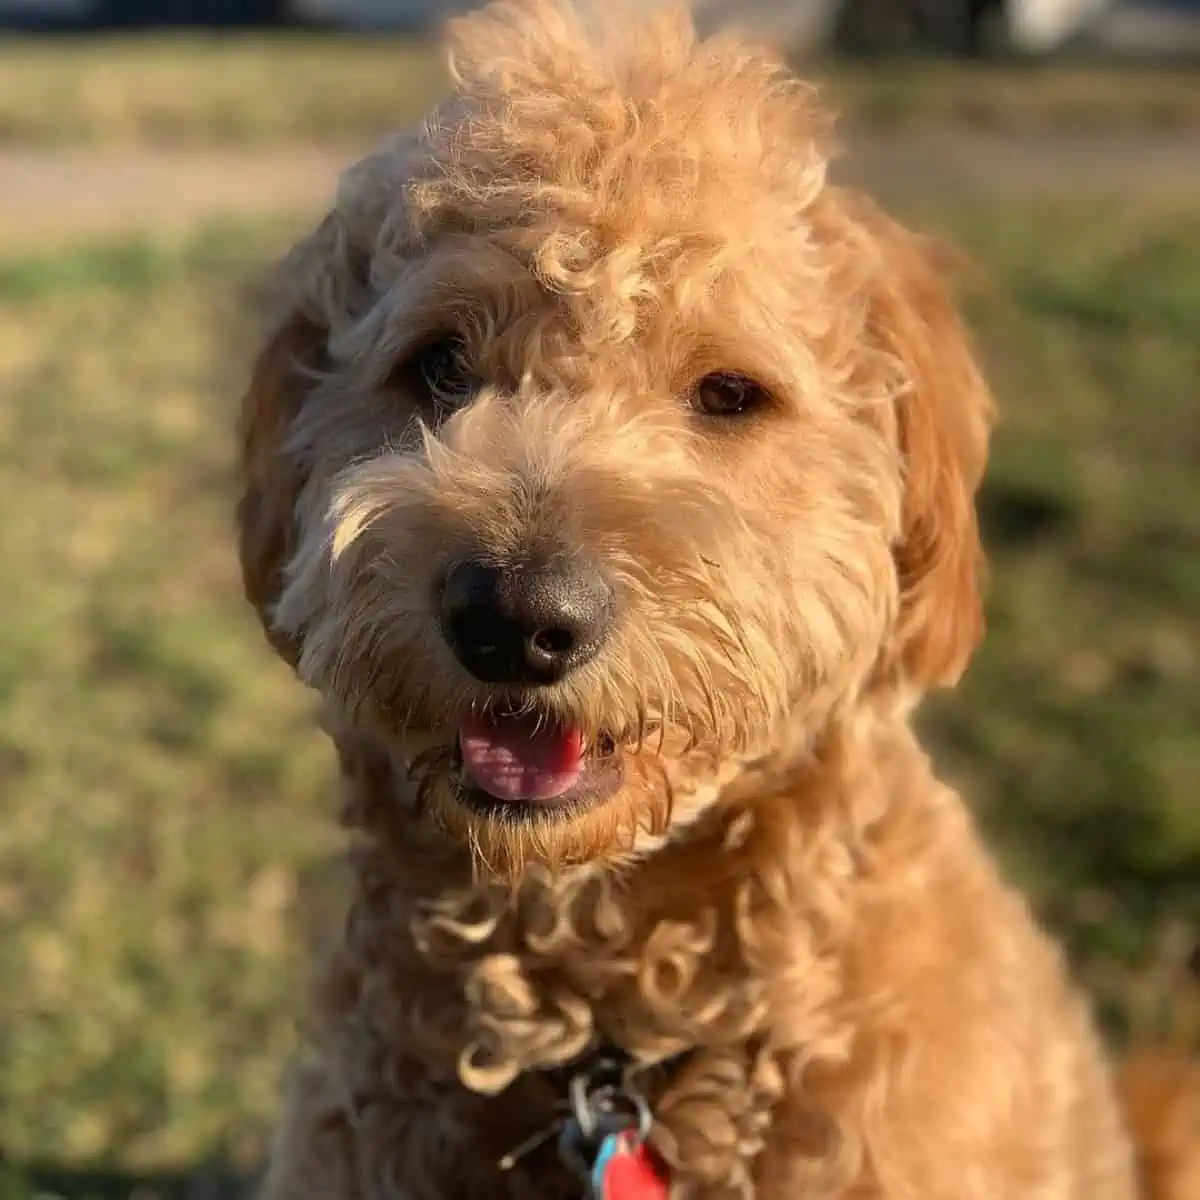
[{"xmin": 237, "ymin": 0, "xmax": 992, "ymax": 877}]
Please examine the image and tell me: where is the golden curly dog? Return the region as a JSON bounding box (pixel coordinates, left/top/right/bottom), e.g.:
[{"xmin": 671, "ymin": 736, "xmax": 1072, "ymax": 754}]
[{"xmin": 236, "ymin": 1, "xmax": 1200, "ymax": 1195}]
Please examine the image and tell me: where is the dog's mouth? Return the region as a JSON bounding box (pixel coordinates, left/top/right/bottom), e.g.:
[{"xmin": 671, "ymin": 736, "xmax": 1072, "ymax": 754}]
[{"xmin": 453, "ymin": 707, "xmax": 622, "ymax": 820}]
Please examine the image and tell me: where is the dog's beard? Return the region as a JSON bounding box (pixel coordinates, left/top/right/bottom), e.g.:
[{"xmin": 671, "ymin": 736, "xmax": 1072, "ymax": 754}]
[
  {"xmin": 279, "ymin": 555, "xmax": 883, "ymax": 878},
  {"xmin": 368, "ymin": 697, "xmax": 753, "ymax": 880},
  {"xmin": 278, "ymin": 554, "xmax": 786, "ymax": 879},
  {"xmin": 413, "ymin": 747, "xmax": 667, "ymax": 879}
]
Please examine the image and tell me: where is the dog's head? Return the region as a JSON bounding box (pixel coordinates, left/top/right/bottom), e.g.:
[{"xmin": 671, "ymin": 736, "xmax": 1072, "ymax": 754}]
[{"xmin": 237, "ymin": 0, "xmax": 992, "ymax": 878}]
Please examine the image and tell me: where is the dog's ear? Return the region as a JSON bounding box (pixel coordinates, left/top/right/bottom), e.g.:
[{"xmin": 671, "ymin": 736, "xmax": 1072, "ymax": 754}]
[
  {"xmin": 237, "ymin": 303, "xmax": 329, "ymax": 667},
  {"xmin": 842, "ymin": 194, "xmax": 994, "ymax": 689},
  {"xmin": 236, "ymin": 141, "xmax": 422, "ymax": 664}
]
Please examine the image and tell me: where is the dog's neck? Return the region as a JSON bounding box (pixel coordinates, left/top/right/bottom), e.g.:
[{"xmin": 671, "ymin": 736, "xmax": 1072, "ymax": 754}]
[{"xmin": 320, "ymin": 701, "xmax": 929, "ymax": 1087}]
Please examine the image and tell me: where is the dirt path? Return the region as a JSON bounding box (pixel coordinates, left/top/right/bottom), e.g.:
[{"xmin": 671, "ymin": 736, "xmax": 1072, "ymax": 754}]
[
  {"xmin": 0, "ymin": 146, "xmax": 349, "ymax": 248},
  {"xmin": 2, "ymin": 128, "xmax": 1197, "ymax": 248},
  {"xmin": 833, "ymin": 127, "xmax": 1200, "ymax": 202}
]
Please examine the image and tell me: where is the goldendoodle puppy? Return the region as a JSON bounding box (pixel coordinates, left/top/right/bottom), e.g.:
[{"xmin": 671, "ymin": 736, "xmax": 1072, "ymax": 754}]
[{"xmin": 236, "ymin": 1, "xmax": 1199, "ymax": 1196}]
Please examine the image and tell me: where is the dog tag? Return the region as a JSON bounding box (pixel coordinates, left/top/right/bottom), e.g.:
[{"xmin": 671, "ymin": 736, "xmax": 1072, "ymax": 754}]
[{"xmin": 589, "ymin": 1130, "xmax": 668, "ymax": 1200}]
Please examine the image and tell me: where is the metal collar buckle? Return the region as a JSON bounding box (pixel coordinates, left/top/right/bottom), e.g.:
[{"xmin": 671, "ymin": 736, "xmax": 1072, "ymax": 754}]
[
  {"xmin": 497, "ymin": 1055, "xmax": 653, "ymax": 1182},
  {"xmin": 558, "ymin": 1057, "xmax": 653, "ymax": 1183}
]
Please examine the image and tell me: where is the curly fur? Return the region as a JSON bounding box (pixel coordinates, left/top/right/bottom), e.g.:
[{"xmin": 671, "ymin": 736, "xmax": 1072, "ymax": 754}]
[{"xmin": 236, "ymin": 2, "xmax": 1199, "ymax": 1196}]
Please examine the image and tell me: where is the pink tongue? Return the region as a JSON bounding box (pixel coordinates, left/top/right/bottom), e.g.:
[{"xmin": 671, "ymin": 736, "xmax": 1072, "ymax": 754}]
[{"xmin": 459, "ymin": 714, "xmax": 585, "ymax": 804}]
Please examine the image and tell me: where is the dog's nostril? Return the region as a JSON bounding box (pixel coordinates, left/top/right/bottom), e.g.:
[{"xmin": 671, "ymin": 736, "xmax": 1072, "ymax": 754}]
[
  {"xmin": 439, "ymin": 556, "xmax": 613, "ymax": 686},
  {"xmin": 531, "ymin": 627, "xmax": 575, "ymax": 656}
]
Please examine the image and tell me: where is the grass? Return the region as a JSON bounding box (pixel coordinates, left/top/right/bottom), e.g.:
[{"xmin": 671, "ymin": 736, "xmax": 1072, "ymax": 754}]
[
  {"xmin": 0, "ymin": 220, "xmax": 336, "ymax": 1191},
  {"xmin": 0, "ymin": 33, "xmax": 1197, "ymax": 147},
  {"xmin": 0, "ymin": 199, "xmax": 1196, "ymax": 1195},
  {"xmin": 923, "ymin": 200, "xmax": 1200, "ymax": 1042}
]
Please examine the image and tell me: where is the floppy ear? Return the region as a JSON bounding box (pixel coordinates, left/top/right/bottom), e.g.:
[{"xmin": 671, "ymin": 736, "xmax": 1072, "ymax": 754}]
[
  {"xmin": 236, "ymin": 137, "xmax": 424, "ymax": 665},
  {"xmin": 847, "ymin": 194, "xmax": 994, "ymax": 689},
  {"xmin": 236, "ymin": 200, "xmax": 383, "ymax": 664},
  {"xmin": 236, "ymin": 305, "xmax": 328, "ymax": 667}
]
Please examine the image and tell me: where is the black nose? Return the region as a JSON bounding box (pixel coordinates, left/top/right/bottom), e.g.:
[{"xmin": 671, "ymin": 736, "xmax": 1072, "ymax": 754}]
[{"xmin": 439, "ymin": 557, "xmax": 614, "ymax": 685}]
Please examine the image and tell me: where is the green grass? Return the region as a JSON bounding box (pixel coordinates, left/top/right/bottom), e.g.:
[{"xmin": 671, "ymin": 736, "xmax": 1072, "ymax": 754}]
[
  {"xmin": 0, "ymin": 219, "xmax": 336, "ymax": 1190},
  {"xmin": 0, "ymin": 201, "xmax": 1196, "ymax": 1196},
  {"xmin": 0, "ymin": 34, "xmax": 1197, "ymax": 147},
  {"xmin": 922, "ymin": 200, "xmax": 1200, "ymax": 1042}
]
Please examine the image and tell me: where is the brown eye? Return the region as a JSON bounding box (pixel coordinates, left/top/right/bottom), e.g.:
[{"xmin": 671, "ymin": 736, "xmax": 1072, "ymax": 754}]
[
  {"xmin": 401, "ymin": 336, "xmax": 480, "ymax": 406},
  {"xmin": 691, "ymin": 372, "xmax": 770, "ymax": 418}
]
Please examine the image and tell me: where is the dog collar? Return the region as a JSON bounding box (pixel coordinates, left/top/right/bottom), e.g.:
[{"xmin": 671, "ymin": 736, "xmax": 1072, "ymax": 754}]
[{"xmin": 499, "ymin": 1047, "xmax": 679, "ymax": 1198}]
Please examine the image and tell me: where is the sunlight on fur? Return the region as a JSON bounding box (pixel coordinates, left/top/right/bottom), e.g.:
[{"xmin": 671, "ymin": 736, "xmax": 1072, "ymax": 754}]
[{"xmin": 235, "ymin": 2, "xmax": 1199, "ymax": 1196}]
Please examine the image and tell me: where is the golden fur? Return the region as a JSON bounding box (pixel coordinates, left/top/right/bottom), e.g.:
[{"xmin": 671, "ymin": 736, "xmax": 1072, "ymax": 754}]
[{"xmin": 235, "ymin": 2, "xmax": 1199, "ymax": 1195}]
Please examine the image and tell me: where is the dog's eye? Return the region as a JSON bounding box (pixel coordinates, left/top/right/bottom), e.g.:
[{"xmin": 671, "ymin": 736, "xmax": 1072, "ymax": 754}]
[
  {"xmin": 400, "ymin": 336, "xmax": 480, "ymax": 406},
  {"xmin": 690, "ymin": 372, "xmax": 770, "ymax": 418}
]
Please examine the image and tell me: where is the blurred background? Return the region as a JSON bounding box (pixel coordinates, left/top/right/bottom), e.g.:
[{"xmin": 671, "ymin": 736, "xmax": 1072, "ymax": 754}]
[{"xmin": 0, "ymin": 0, "xmax": 1196, "ymax": 1196}]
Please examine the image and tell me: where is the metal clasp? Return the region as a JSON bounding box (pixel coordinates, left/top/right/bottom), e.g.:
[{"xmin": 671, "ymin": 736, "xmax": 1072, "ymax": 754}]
[
  {"xmin": 497, "ymin": 1055, "xmax": 654, "ymax": 1183},
  {"xmin": 557, "ymin": 1059, "xmax": 653, "ymax": 1184}
]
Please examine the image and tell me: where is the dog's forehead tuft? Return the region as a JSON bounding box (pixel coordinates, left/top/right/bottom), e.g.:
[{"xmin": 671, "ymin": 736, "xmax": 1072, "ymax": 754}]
[
  {"xmin": 403, "ymin": 0, "xmax": 832, "ymax": 243},
  {"xmin": 446, "ymin": 0, "xmax": 708, "ymax": 109}
]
